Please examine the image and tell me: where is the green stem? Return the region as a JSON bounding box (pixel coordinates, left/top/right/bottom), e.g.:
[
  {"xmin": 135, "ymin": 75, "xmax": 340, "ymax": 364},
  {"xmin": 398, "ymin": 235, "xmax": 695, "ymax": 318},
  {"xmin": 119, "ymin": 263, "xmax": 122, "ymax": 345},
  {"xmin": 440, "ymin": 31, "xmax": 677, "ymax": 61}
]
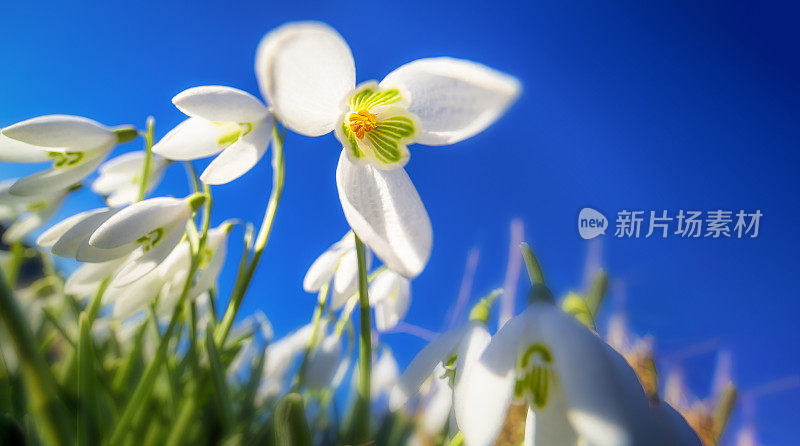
[
  {"xmin": 353, "ymin": 234, "xmax": 372, "ymax": 443},
  {"xmin": 6, "ymin": 241, "xmax": 24, "ymax": 288},
  {"xmin": 295, "ymin": 283, "xmax": 329, "ymax": 389},
  {"xmin": 85, "ymin": 277, "xmax": 111, "ymax": 324},
  {"xmin": 0, "ymin": 268, "xmax": 72, "ymax": 445},
  {"xmin": 215, "ymin": 127, "xmax": 285, "ymax": 346},
  {"xmin": 136, "ymin": 117, "xmax": 155, "ymax": 202},
  {"xmin": 109, "ymin": 191, "xmax": 212, "ymax": 444}
]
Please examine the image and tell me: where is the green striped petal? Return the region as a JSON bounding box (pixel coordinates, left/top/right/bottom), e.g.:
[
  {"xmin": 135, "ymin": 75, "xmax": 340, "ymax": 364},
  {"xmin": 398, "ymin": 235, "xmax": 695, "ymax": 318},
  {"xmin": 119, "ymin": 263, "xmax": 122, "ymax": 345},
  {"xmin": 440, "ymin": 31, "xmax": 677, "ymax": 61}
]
[{"xmin": 337, "ymin": 106, "xmax": 419, "ymax": 170}]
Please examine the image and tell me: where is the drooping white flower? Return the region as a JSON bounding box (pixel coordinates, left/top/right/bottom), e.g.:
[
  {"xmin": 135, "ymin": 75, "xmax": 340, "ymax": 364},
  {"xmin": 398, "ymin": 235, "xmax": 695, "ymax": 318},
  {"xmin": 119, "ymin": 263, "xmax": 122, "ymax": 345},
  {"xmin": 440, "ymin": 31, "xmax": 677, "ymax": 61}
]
[
  {"xmin": 87, "ymin": 195, "xmax": 201, "ymax": 286},
  {"xmin": 257, "ymin": 321, "xmax": 325, "ymax": 402},
  {"xmin": 456, "ymin": 301, "xmax": 665, "ymax": 446},
  {"xmin": 1, "ymin": 115, "xmax": 136, "ymax": 196},
  {"xmin": 226, "ymin": 311, "xmax": 274, "ymax": 381},
  {"xmin": 369, "ymin": 269, "xmax": 411, "ymax": 332},
  {"xmin": 0, "ymin": 180, "xmax": 70, "ymax": 244},
  {"xmin": 304, "ymin": 331, "xmax": 344, "ymax": 390},
  {"xmin": 256, "ymin": 22, "xmax": 520, "ymax": 278},
  {"xmin": 37, "ymin": 206, "xmax": 126, "ymax": 262},
  {"xmin": 152, "ymin": 86, "xmax": 274, "ymax": 185},
  {"xmin": 303, "ymin": 231, "xmax": 371, "ymax": 309},
  {"xmin": 92, "ymin": 151, "xmax": 169, "ymax": 206},
  {"xmin": 416, "ymin": 364, "xmax": 456, "ymax": 437}
]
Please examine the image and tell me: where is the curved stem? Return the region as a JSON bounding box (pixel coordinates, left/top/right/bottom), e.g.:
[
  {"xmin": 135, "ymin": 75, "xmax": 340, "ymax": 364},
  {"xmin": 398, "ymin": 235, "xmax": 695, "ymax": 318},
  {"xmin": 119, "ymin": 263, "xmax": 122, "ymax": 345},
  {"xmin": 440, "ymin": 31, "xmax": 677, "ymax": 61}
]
[
  {"xmin": 136, "ymin": 117, "xmax": 155, "ymax": 202},
  {"xmin": 215, "ymin": 126, "xmax": 285, "ymax": 346},
  {"xmin": 295, "ymin": 284, "xmax": 329, "ymax": 389},
  {"xmin": 353, "ymin": 234, "xmax": 372, "ymax": 443}
]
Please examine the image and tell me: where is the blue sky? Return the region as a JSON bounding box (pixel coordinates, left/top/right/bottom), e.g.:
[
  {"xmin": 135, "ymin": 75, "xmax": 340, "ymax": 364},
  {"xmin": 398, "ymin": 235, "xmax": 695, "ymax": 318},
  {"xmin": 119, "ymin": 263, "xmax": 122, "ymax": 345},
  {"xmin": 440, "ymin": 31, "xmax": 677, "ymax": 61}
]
[{"xmin": 1, "ymin": 0, "xmax": 798, "ymax": 443}]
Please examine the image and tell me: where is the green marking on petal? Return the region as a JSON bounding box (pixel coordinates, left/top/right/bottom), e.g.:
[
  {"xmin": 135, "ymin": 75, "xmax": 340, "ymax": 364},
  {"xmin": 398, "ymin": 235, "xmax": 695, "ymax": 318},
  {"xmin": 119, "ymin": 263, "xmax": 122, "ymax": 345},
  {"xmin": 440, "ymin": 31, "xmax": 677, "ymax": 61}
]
[
  {"xmin": 26, "ymin": 201, "xmax": 49, "ymax": 212},
  {"xmin": 341, "ymin": 122, "xmax": 364, "ymax": 160},
  {"xmin": 48, "ymin": 151, "xmax": 85, "ymax": 169},
  {"xmin": 348, "ymin": 85, "xmax": 403, "ymax": 111},
  {"xmin": 515, "ymin": 343, "xmax": 554, "ymax": 409},
  {"xmin": 136, "ymin": 227, "xmax": 164, "ymax": 252}
]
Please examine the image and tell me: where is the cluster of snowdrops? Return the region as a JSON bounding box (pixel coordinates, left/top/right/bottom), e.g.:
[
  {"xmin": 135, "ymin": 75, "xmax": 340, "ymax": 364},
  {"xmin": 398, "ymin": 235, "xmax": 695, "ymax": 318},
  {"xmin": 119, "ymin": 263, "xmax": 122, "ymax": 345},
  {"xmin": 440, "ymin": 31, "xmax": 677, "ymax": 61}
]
[{"xmin": 0, "ymin": 22, "xmax": 736, "ymax": 446}]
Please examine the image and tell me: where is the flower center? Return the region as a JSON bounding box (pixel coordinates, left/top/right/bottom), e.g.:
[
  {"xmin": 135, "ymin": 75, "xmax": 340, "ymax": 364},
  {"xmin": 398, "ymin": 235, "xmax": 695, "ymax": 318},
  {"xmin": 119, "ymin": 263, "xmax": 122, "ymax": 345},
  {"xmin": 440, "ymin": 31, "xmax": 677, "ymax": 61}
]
[
  {"xmin": 348, "ymin": 110, "xmax": 378, "ymax": 139},
  {"xmin": 514, "ymin": 343, "xmax": 554, "ymax": 409}
]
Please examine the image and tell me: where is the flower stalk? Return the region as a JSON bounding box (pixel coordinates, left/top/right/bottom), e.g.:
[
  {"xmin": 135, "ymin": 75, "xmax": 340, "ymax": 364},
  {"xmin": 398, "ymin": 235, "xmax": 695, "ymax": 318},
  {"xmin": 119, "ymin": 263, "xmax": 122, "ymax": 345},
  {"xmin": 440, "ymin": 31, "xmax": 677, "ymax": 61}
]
[
  {"xmin": 136, "ymin": 117, "xmax": 155, "ymax": 202},
  {"xmin": 352, "ymin": 233, "xmax": 372, "ymax": 443},
  {"xmin": 215, "ymin": 126, "xmax": 285, "ymax": 346}
]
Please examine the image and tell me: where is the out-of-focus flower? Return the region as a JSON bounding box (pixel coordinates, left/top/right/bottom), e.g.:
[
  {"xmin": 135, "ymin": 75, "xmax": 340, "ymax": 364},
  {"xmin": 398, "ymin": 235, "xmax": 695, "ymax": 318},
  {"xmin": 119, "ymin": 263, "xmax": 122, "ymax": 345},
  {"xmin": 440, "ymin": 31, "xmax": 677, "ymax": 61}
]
[
  {"xmin": 152, "ymin": 86, "xmax": 274, "ymax": 185},
  {"xmin": 304, "ymin": 332, "xmax": 344, "ymax": 390},
  {"xmin": 258, "ymin": 321, "xmax": 326, "ymax": 402},
  {"xmin": 1, "ymin": 115, "xmax": 136, "ymax": 196},
  {"xmin": 303, "ymin": 231, "xmax": 371, "ymax": 309},
  {"xmin": 256, "ymin": 22, "xmax": 520, "ymax": 278},
  {"xmin": 0, "ymin": 180, "xmax": 70, "ymax": 243},
  {"xmin": 457, "ymin": 301, "xmax": 663, "ymax": 446},
  {"xmin": 92, "ymin": 151, "xmax": 169, "ymax": 206},
  {"xmin": 369, "ymin": 269, "xmax": 411, "ymax": 332}
]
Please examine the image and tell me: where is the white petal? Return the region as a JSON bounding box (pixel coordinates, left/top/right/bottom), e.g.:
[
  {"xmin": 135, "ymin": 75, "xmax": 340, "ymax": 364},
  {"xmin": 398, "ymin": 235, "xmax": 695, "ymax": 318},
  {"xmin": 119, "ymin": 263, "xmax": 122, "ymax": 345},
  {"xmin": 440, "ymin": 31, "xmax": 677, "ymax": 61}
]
[
  {"xmin": 105, "ymin": 186, "xmax": 141, "ymax": 208},
  {"xmin": 152, "ymin": 117, "xmax": 231, "ymax": 161},
  {"xmin": 538, "ymin": 303, "xmax": 651, "ymax": 446},
  {"xmin": 37, "ymin": 209, "xmax": 102, "ymax": 248},
  {"xmin": 651, "ymin": 402, "xmax": 702, "ymax": 446},
  {"xmin": 305, "ymin": 334, "xmax": 343, "ymax": 389},
  {"xmin": 255, "ymin": 21, "xmax": 355, "ymax": 136},
  {"xmin": 380, "ymin": 57, "xmax": 521, "ymax": 145},
  {"xmin": 390, "ymin": 326, "xmax": 467, "ymax": 409},
  {"xmin": 2, "ymin": 115, "xmax": 116, "ymax": 150},
  {"xmin": 526, "ymin": 394, "xmax": 580, "ymax": 446},
  {"xmin": 303, "ymin": 250, "xmax": 341, "ymax": 292},
  {"xmin": 336, "ymin": 152, "xmax": 432, "ymax": 278},
  {"xmin": 372, "ymin": 349, "xmax": 400, "ymax": 399},
  {"xmin": 3, "ymin": 214, "xmax": 45, "ymax": 243},
  {"xmin": 89, "ymin": 196, "xmax": 190, "ymax": 249},
  {"xmin": 112, "ymin": 223, "xmax": 186, "ymax": 286},
  {"xmin": 64, "ymin": 258, "xmax": 126, "ymax": 296},
  {"xmin": 51, "ymin": 208, "xmax": 117, "ymax": 258},
  {"xmin": 9, "ymin": 154, "xmax": 106, "ymax": 196},
  {"xmin": 0, "ymin": 135, "xmax": 51, "ymax": 163},
  {"xmin": 199, "ymin": 117, "xmax": 273, "ymax": 185},
  {"xmin": 456, "ymin": 311, "xmax": 530, "ymax": 446},
  {"xmin": 330, "ymin": 248, "xmax": 371, "ymax": 310},
  {"xmin": 76, "ymin": 242, "xmax": 137, "ymax": 263},
  {"xmin": 370, "ymin": 270, "xmax": 411, "ymax": 332},
  {"xmin": 420, "ymin": 369, "xmax": 454, "ymax": 435},
  {"xmin": 452, "ymin": 323, "xmax": 491, "ymax": 413},
  {"xmin": 172, "ymin": 86, "xmax": 269, "ymax": 123},
  {"xmin": 97, "ymin": 151, "xmax": 144, "ymax": 175},
  {"xmin": 190, "ymin": 229, "xmax": 229, "ymax": 297},
  {"xmin": 109, "ymin": 269, "xmax": 166, "ymax": 319}
]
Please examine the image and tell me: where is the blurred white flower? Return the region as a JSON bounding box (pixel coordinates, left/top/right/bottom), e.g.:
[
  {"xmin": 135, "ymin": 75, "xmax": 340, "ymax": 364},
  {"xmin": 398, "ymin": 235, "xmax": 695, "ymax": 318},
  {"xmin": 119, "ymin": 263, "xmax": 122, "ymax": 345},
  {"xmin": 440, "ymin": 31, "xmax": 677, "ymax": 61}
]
[
  {"xmin": 256, "ymin": 22, "xmax": 520, "ymax": 277},
  {"xmin": 0, "ymin": 180, "xmax": 69, "ymax": 243},
  {"xmin": 1, "ymin": 115, "xmax": 135, "ymax": 196},
  {"xmin": 152, "ymin": 86, "xmax": 273, "ymax": 185},
  {"xmin": 390, "ymin": 320, "xmax": 490, "ymax": 412},
  {"xmin": 368, "ymin": 269, "xmax": 411, "ymax": 332},
  {"xmin": 92, "ymin": 151, "xmax": 169, "ymax": 206},
  {"xmin": 257, "ymin": 321, "xmax": 326, "ymax": 402},
  {"xmin": 304, "ymin": 332, "xmax": 344, "ymax": 390},
  {"xmin": 303, "ymin": 231, "xmax": 371, "ymax": 309},
  {"xmin": 457, "ymin": 301, "xmax": 665, "ymax": 446}
]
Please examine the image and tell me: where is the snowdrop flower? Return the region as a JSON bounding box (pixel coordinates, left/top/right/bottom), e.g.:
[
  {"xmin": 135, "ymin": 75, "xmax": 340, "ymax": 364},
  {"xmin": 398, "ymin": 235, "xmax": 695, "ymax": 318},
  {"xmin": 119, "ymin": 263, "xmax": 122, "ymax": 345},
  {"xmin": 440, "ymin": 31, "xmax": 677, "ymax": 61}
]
[
  {"xmin": 390, "ymin": 293, "xmax": 496, "ymax": 411},
  {"xmin": 152, "ymin": 86, "xmax": 274, "ymax": 185},
  {"xmin": 64, "ymin": 257, "xmax": 128, "ymax": 297},
  {"xmin": 36, "ymin": 206, "xmax": 125, "ymax": 261},
  {"xmin": 92, "ymin": 151, "xmax": 169, "ymax": 206},
  {"xmin": 369, "ymin": 269, "xmax": 411, "ymax": 332},
  {"xmin": 0, "ymin": 180, "xmax": 70, "ymax": 243},
  {"xmin": 371, "ymin": 348, "xmax": 400, "ymax": 404},
  {"xmin": 304, "ymin": 331, "xmax": 344, "ymax": 390},
  {"xmin": 227, "ymin": 311, "xmax": 274, "ymax": 380},
  {"xmin": 303, "ymin": 231, "xmax": 371, "ymax": 309},
  {"xmin": 457, "ymin": 300, "xmax": 663, "ymax": 446},
  {"xmin": 88, "ymin": 194, "xmax": 204, "ymax": 285},
  {"xmin": 0, "ymin": 115, "xmax": 137, "ymax": 196},
  {"xmin": 257, "ymin": 322, "xmax": 326, "ymax": 402},
  {"xmin": 256, "ymin": 22, "xmax": 520, "ymax": 278},
  {"xmin": 416, "ymin": 364, "xmax": 455, "ymax": 437}
]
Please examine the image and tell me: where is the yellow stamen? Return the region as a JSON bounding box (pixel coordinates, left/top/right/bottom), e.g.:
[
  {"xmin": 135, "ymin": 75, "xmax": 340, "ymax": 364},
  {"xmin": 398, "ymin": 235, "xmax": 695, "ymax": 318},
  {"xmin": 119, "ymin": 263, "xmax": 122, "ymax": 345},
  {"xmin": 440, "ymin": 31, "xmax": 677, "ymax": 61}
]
[{"xmin": 348, "ymin": 109, "xmax": 378, "ymax": 139}]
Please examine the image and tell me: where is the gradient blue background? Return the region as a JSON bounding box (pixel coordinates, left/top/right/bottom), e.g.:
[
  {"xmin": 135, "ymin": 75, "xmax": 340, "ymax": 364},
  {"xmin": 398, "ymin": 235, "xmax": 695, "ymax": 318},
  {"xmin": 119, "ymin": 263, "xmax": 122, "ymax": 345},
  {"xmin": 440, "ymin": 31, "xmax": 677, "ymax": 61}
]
[{"xmin": 2, "ymin": 1, "xmax": 798, "ymax": 443}]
